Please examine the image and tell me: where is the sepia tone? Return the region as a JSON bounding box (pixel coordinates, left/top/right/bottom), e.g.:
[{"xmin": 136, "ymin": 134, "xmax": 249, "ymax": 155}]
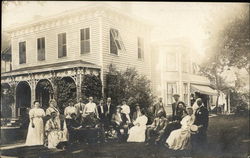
[{"xmin": 1, "ymin": 1, "xmax": 249, "ymax": 158}]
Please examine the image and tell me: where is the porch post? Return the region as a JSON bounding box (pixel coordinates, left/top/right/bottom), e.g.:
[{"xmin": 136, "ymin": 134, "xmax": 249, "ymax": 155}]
[
  {"xmin": 9, "ymin": 82, "xmax": 17, "ymax": 118},
  {"xmin": 30, "ymin": 79, "xmax": 36, "ymax": 108},
  {"xmin": 76, "ymin": 68, "xmax": 83, "ymax": 101},
  {"xmin": 50, "ymin": 71, "xmax": 58, "ymax": 101}
]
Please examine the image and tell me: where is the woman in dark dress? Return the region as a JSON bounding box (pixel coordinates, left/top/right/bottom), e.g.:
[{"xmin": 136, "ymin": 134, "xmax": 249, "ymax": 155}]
[{"xmin": 175, "ymin": 101, "xmax": 187, "ymax": 122}]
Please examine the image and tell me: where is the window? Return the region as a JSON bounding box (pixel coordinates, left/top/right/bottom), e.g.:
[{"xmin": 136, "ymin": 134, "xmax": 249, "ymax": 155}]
[
  {"xmin": 19, "ymin": 41, "xmax": 26, "ymax": 64},
  {"xmin": 182, "ymin": 53, "xmax": 189, "ymax": 73},
  {"xmin": 166, "ymin": 52, "xmax": 177, "ymax": 71},
  {"xmin": 37, "ymin": 37, "xmax": 45, "ymax": 61},
  {"xmin": 110, "ymin": 28, "xmax": 125, "ymax": 55},
  {"xmin": 192, "ymin": 62, "xmax": 198, "ymax": 74},
  {"xmin": 58, "ymin": 33, "xmax": 67, "ymax": 58},
  {"xmin": 80, "ymin": 28, "xmax": 90, "ymax": 54},
  {"xmin": 138, "ymin": 37, "xmax": 144, "ymax": 59},
  {"xmin": 167, "ymin": 83, "xmax": 177, "ymax": 105},
  {"xmin": 183, "ymin": 83, "xmax": 188, "ymax": 104}
]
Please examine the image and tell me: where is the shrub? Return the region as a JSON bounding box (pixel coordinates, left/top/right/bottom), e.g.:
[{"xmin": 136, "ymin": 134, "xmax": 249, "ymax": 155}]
[{"xmin": 106, "ymin": 64, "xmax": 155, "ymax": 122}]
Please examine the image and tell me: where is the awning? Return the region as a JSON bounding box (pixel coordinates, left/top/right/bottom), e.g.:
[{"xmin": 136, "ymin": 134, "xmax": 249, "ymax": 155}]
[{"xmin": 191, "ymin": 84, "xmax": 218, "ymax": 96}]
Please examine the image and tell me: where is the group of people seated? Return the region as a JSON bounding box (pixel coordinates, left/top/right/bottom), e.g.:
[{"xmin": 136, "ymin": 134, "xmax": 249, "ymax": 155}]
[{"xmin": 25, "ymin": 94, "xmax": 209, "ymax": 152}]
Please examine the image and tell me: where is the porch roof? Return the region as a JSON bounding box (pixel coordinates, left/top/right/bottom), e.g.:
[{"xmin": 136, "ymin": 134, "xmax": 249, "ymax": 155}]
[
  {"xmin": 1, "ymin": 60, "xmax": 101, "ymax": 77},
  {"xmin": 191, "ymin": 84, "xmax": 218, "ymax": 96}
]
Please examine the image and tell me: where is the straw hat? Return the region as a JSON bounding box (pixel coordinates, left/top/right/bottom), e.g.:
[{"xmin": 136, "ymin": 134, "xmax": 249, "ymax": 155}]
[
  {"xmin": 173, "ymin": 94, "xmax": 180, "ymax": 97},
  {"xmin": 190, "ymin": 125, "xmax": 198, "ymax": 132}
]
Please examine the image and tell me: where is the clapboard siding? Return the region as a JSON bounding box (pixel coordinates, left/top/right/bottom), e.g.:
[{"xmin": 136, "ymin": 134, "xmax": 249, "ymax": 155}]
[
  {"xmin": 10, "ymin": 7, "xmax": 151, "ymax": 89},
  {"xmin": 11, "ymin": 16, "xmax": 101, "ymax": 70},
  {"xmin": 101, "ymin": 16, "xmax": 151, "ymax": 86}
]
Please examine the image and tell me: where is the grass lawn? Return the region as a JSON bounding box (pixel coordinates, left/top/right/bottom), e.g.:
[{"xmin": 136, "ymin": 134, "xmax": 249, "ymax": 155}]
[
  {"xmin": 1, "ymin": 115, "xmax": 249, "ymax": 158},
  {"xmin": 206, "ymin": 115, "xmax": 249, "ymax": 158}
]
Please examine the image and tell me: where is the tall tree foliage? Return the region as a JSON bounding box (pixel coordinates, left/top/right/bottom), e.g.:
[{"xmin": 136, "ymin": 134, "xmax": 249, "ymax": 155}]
[
  {"xmin": 106, "ymin": 64, "xmax": 155, "ymax": 112},
  {"xmin": 200, "ymin": 6, "xmax": 249, "ymax": 108},
  {"xmin": 56, "ymin": 77, "xmax": 76, "ymax": 112},
  {"xmin": 218, "ymin": 7, "xmax": 250, "ymax": 74},
  {"xmin": 82, "ymin": 74, "xmax": 102, "ymax": 102}
]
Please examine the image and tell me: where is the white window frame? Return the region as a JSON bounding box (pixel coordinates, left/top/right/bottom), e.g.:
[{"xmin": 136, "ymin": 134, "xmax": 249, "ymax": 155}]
[
  {"xmin": 80, "ymin": 27, "xmax": 91, "ymax": 54},
  {"xmin": 137, "ymin": 37, "xmax": 144, "ymax": 60}
]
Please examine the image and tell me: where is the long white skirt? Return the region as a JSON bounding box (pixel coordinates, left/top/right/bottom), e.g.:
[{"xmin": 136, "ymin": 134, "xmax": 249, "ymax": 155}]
[
  {"xmin": 26, "ymin": 118, "xmax": 44, "ymax": 146},
  {"xmin": 166, "ymin": 128, "xmax": 191, "ymax": 150},
  {"xmin": 127, "ymin": 125, "xmax": 146, "ymax": 142},
  {"xmin": 47, "ymin": 130, "xmax": 64, "ymax": 149}
]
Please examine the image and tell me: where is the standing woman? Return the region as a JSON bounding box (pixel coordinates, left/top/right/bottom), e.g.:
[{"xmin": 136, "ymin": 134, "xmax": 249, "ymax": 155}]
[
  {"xmin": 26, "ymin": 101, "xmax": 45, "ymax": 146},
  {"xmin": 46, "ymin": 99, "xmax": 61, "ymax": 129}
]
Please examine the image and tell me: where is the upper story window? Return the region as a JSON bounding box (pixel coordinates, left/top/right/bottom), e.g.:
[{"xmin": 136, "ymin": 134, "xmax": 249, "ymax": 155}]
[
  {"xmin": 166, "ymin": 52, "xmax": 177, "ymax": 71},
  {"xmin": 80, "ymin": 28, "xmax": 90, "ymax": 54},
  {"xmin": 110, "ymin": 28, "xmax": 125, "ymax": 55},
  {"xmin": 37, "ymin": 37, "xmax": 45, "ymax": 61},
  {"xmin": 182, "ymin": 53, "xmax": 189, "ymax": 73},
  {"xmin": 19, "ymin": 41, "xmax": 26, "ymax": 64},
  {"xmin": 192, "ymin": 62, "xmax": 199, "ymax": 74},
  {"xmin": 58, "ymin": 33, "xmax": 67, "ymax": 58},
  {"xmin": 138, "ymin": 37, "xmax": 144, "ymax": 59}
]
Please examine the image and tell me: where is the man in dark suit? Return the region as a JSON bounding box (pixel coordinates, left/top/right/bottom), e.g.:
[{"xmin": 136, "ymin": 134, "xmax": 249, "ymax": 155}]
[
  {"xmin": 111, "ymin": 106, "xmax": 129, "ymax": 142},
  {"xmin": 97, "ymin": 99, "xmax": 107, "ymax": 123},
  {"xmin": 193, "ymin": 98, "xmax": 209, "ymax": 151},
  {"xmin": 172, "ymin": 94, "xmax": 180, "ymax": 121},
  {"xmin": 105, "ymin": 97, "xmax": 115, "ymax": 124},
  {"xmin": 97, "ymin": 99, "xmax": 108, "ymax": 142}
]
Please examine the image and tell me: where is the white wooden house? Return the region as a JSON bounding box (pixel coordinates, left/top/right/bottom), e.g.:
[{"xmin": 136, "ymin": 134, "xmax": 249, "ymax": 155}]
[{"xmin": 1, "ymin": 5, "xmax": 151, "ymax": 118}]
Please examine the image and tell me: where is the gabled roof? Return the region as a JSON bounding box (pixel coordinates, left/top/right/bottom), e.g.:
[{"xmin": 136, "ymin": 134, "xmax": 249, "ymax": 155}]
[{"xmin": 5, "ymin": 4, "xmax": 152, "ymax": 33}]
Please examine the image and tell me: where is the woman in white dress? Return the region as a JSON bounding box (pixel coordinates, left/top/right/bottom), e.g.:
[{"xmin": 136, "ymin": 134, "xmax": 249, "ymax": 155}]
[
  {"xmin": 127, "ymin": 109, "xmax": 148, "ymax": 142},
  {"xmin": 64, "ymin": 101, "xmax": 77, "ymax": 119},
  {"xmin": 46, "ymin": 99, "xmax": 68, "ymax": 143},
  {"xmin": 25, "ymin": 101, "xmax": 45, "ymax": 146},
  {"xmin": 166, "ymin": 107, "xmax": 195, "ymax": 150},
  {"xmin": 45, "ymin": 112, "xmax": 66, "ymax": 149}
]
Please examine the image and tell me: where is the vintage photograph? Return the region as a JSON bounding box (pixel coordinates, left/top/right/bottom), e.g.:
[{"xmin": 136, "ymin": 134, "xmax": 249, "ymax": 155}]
[{"xmin": 1, "ymin": 1, "xmax": 249, "ymax": 158}]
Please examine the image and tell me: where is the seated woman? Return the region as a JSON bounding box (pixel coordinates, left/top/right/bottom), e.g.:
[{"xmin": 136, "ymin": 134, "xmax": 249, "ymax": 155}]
[
  {"xmin": 111, "ymin": 106, "xmax": 129, "ymax": 142},
  {"xmin": 175, "ymin": 101, "xmax": 187, "ymax": 122},
  {"xmin": 46, "ymin": 99, "xmax": 68, "ymax": 143},
  {"xmin": 127, "ymin": 109, "xmax": 148, "ymax": 142},
  {"xmin": 45, "ymin": 112, "xmax": 67, "ymax": 149},
  {"xmin": 166, "ymin": 106, "xmax": 195, "ymax": 150}
]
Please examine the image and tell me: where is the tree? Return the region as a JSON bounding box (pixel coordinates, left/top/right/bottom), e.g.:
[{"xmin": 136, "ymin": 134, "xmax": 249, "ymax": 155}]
[
  {"xmin": 106, "ymin": 64, "xmax": 155, "ymax": 121},
  {"xmin": 218, "ymin": 7, "xmax": 250, "ymax": 74},
  {"xmin": 82, "ymin": 74, "xmax": 102, "ymax": 102},
  {"xmin": 55, "ymin": 77, "xmax": 76, "ymax": 112},
  {"xmin": 200, "ymin": 5, "xmax": 249, "ymax": 109}
]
